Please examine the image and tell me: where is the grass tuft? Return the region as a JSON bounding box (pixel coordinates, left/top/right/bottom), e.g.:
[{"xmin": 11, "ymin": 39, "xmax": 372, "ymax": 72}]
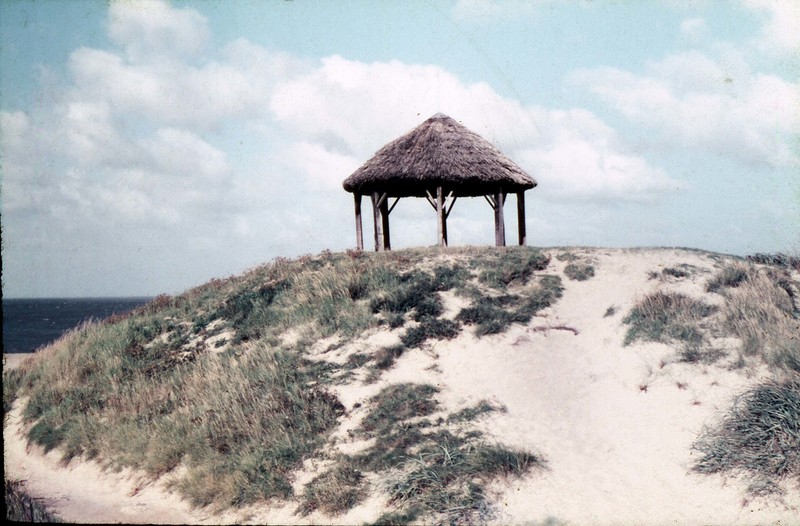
[
  {"xmin": 693, "ymin": 377, "xmax": 800, "ymax": 497},
  {"xmin": 457, "ymin": 276, "xmax": 563, "ymax": 336},
  {"xmin": 564, "ymin": 263, "xmax": 595, "ymax": 281},
  {"xmin": 623, "ymin": 292, "xmax": 716, "ymax": 348},
  {"xmin": 5, "ymin": 479, "xmax": 62, "ymax": 523},
  {"xmin": 298, "ymin": 464, "xmax": 367, "ymax": 516},
  {"xmin": 360, "ymin": 383, "xmax": 440, "ymax": 433},
  {"xmin": 400, "ymin": 318, "xmax": 460, "ymax": 349},
  {"xmin": 478, "ymin": 249, "xmax": 550, "ymax": 288},
  {"xmin": 706, "ymin": 264, "xmax": 749, "ymax": 293},
  {"xmin": 717, "ymin": 266, "xmax": 800, "ymax": 371}
]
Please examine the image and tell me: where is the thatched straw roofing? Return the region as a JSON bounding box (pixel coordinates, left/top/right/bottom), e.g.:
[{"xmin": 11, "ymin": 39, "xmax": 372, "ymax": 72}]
[{"xmin": 343, "ymin": 113, "xmax": 536, "ymax": 198}]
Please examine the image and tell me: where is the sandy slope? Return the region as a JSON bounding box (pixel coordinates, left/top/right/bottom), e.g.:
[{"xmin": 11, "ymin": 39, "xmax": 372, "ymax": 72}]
[{"xmin": 4, "ymin": 248, "xmax": 799, "ymax": 525}]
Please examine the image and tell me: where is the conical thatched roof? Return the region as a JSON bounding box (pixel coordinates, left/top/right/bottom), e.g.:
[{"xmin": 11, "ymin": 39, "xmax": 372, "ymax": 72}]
[{"xmin": 343, "ymin": 113, "xmax": 536, "ymax": 198}]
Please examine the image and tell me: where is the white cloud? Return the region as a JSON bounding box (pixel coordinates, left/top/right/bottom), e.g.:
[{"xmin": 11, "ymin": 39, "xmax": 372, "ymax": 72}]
[
  {"xmin": 108, "ymin": 0, "xmax": 210, "ymax": 61},
  {"xmin": 571, "ymin": 50, "xmax": 800, "ymax": 167},
  {"xmin": 67, "ymin": 40, "xmax": 290, "ymax": 130},
  {"xmin": 271, "ymin": 55, "xmax": 677, "ymax": 202},
  {"xmin": 142, "ymin": 128, "xmax": 229, "ymax": 181},
  {"xmin": 515, "ymin": 108, "xmax": 679, "ymax": 201},
  {"xmin": 285, "ymin": 142, "xmax": 361, "ymax": 190},
  {"xmin": 741, "ymin": 0, "xmax": 800, "ymax": 55}
]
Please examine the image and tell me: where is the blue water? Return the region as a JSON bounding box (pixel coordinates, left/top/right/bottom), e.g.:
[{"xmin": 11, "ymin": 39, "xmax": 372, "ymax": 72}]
[{"xmin": 2, "ymin": 298, "xmax": 152, "ymax": 354}]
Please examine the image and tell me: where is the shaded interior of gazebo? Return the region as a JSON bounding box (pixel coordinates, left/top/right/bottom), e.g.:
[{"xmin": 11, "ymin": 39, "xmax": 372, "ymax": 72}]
[{"xmin": 343, "ymin": 113, "xmax": 537, "ymax": 251}]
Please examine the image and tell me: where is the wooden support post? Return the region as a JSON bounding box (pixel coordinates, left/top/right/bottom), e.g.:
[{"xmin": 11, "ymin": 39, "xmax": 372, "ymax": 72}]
[
  {"xmin": 494, "ymin": 190, "xmax": 506, "ymax": 247},
  {"xmin": 436, "ymin": 186, "xmax": 447, "ymax": 247},
  {"xmin": 516, "ymin": 191, "xmax": 526, "ymax": 246},
  {"xmin": 380, "ymin": 195, "xmax": 391, "ymax": 250},
  {"xmin": 354, "ymin": 193, "xmax": 364, "ymax": 251},
  {"xmin": 372, "ymin": 192, "xmax": 382, "ymax": 252}
]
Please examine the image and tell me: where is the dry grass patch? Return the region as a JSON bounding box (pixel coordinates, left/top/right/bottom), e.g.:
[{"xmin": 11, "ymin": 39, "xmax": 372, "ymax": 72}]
[
  {"xmin": 693, "ymin": 377, "xmax": 800, "ymax": 497},
  {"xmin": 623, "ymin": 291, "xmax": 716, "ymax": 348},
  {"xmin": 298, "ymin": 464, "xmax": 368, "ymax": 517},
  {"xmin": 707, "ymin": 263, "xmax": 799, "ymax": 371},
  {"xmin": 564, "ymin": 262, "xmax": 595, "ymax": 281}
]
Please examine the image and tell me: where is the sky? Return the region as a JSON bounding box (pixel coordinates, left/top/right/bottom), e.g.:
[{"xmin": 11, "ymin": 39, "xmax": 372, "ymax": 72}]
[{"xmin": 1, "ymin": 0, "xmax": 798, "ymax": 298}]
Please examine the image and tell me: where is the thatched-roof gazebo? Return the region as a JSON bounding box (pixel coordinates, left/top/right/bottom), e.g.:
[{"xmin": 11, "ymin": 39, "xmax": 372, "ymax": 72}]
[{"xmin": 343, "ymin": 113, "xmax": 537, "ymax": 251}]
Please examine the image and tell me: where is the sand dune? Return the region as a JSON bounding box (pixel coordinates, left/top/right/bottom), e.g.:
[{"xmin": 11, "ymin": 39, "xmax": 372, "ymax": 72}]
[{"xmin": 4, "ymin": 247, "xmax": 798, "ymax": 524}]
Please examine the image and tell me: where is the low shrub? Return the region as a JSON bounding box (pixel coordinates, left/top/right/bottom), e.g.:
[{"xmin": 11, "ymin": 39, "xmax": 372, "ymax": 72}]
[
  {"xmin": 456, "ymin": 302, "xmax": 512, "ymax": 336},
  {"xmin": 411, "ymin": 296, "xmax": 444, "ymax": 322},
  {"xmin": 431, "ymin": 264, "xmax": 470, "ymax": 292},
  {"xmin": 457, "ymin": 276, "xmax": 563, "ymax": 336},
  {"xmin": 662, "ymin": 267, "xmax": 690, "ymax": 278},
  {"xmin": 370, "ymin": 270, "xmax": 436, "ymax": 315},
  {"xmin": 374, "ymin": 345, "xmax": 406, "ymax": 370}
]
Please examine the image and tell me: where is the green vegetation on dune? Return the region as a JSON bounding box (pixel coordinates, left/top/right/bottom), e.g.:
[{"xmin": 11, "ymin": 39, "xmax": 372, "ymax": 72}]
[
  {"xmin": 564, "ymin": 262, "xmax": 595, "ymax": 281},
  {"xmin": 299, "ymin": 383, "xmax": 544, "ymax": 524},
  {"xmin": 690, "ymin": 261, "xmax": 800, "ymax": 498},
  {"xmin": 622, "ymin": 291, "xmax": 716, "ymax": 349},
  {"xmin": 621, "ymin": 256, "xmax": 800, "ymax": 500},
  {"xmin": 2, "ymin": 246, "xmax": 553, "ymax": 521},
  {"xmin": 12, "ymin": 247, "xmax": 795, "ymax": 518},
  {"xmin": 693, "ymin": 377, "xmax": 800, "ymax": 497}
]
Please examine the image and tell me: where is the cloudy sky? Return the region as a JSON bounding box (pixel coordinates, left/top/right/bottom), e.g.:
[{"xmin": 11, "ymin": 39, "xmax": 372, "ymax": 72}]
[{"xmin": 1, "ymin": 0, "xmax": 798, "ymax": 298}]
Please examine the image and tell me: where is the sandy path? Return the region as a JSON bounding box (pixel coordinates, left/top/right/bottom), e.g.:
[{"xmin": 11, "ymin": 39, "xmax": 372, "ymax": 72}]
[
  {"xmin": 4, "ymin": 401, "xmax": 224, "ymax": 524},
  {"xmin": 432, "ymin": 249, "xmax": 798, "ymax": 525}
]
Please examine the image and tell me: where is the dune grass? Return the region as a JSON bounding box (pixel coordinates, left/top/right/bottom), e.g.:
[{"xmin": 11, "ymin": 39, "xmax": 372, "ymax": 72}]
[
  {"xmin": 4, "ymin": 246, "xmax": 554, "ymax": 517},
  {"xmin": 689, "ymin": 259, "xmax": 800, "ymax": 499},
  {"xmin": 367, "ymin": 247, "xmax": 559, "ymax": 370},
  {"xmin": 706, "ymin": 263, "xmax": 800, "ymax": 371},
  {"xmin": 456, "ymin": 275, "xmax": 564, "ymax": 336},
  {"xmin": 301, "ymin": 383, "xmax": 544, "ymax": 524},
  {"xmin": 298, "ymin": 464, "xmax": 367, "ymax": 517},
  {"xmin": 622, "ymin": 291, "xmax": 716, "ymax": 348},
  {"xmin": 693, "ymin": 377, "xmax": 800, "ymax": 497},
  {"xmin": 5, "ymin": 479, "xmax": 61, "ymax": 523},
  {"xmin": 564, "ymin": 262, "xmax": 595, "ymax": 281}
]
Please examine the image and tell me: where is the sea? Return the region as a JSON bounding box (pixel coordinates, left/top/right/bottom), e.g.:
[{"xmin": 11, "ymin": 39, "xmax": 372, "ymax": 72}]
[{"xmin": 2, "ymin": 298, "xmax": 153, "ymax": 355}]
